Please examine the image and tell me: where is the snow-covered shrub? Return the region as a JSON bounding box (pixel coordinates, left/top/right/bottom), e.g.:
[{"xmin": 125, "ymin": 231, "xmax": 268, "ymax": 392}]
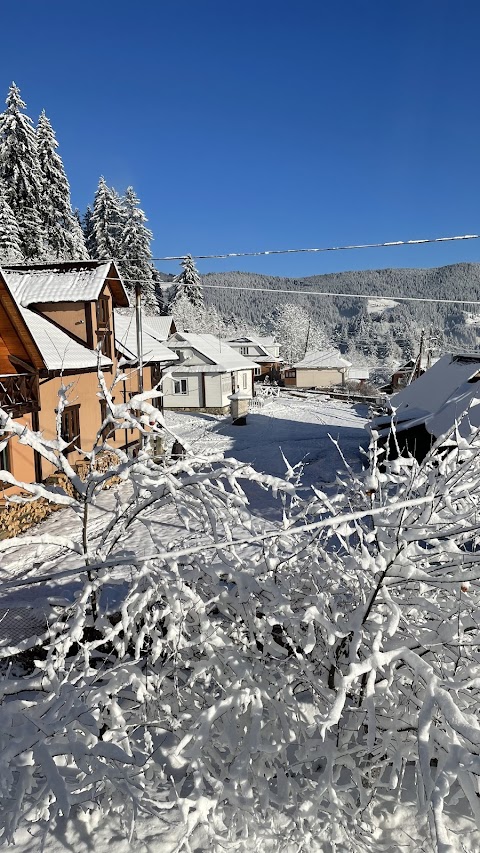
[{"xmin": 0, "ymin": 370, "xmax": 480, "ymax": 851}]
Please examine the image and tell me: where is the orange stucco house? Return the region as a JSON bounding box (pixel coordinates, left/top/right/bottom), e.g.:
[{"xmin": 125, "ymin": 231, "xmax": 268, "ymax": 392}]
[{"xmin": 0, "ymin": 260, "xmax": 175, "ymax": 494}]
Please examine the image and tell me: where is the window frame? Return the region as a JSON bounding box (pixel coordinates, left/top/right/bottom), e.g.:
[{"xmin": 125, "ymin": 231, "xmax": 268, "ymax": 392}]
[
  {"xmin": 96, "ymin": 296, "xmax": 110, "ymax": 329},
  {"xmin": 173, "ymin": 379, "xmax": 188, "ymax": 395},
  {"xmin": 61, "ymin": 404, "xmax": 81, "ymax": 453}
]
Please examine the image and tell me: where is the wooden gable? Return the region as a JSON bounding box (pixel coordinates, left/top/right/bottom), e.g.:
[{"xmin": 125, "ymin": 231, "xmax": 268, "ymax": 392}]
[{"xmin": 0, "ymin": 272, "xmax": 44, "ymax": 372}]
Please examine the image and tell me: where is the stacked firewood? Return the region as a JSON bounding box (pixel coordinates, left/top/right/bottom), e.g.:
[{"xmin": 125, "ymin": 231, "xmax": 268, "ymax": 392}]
[{"xmin": 0, "ymin": 451, "xmax": 121, "ymax": 539}]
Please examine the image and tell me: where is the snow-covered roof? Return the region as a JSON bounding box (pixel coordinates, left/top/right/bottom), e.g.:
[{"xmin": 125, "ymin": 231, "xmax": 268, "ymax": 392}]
[
  {"xmin": 349, "ymin": 367, "xmax": 370, "ymax": 380},
  {"xmin": 224, "ymin": 334, "xmax": 281, "ymax": 360},
  {"xmin": 19, "ymin": 305, "xmax": 112, "ymax": 371},
  {"xmin": 167, "ymin": 333, "xmax": 257, "ymax": 371},
  {"xmin": 371, "ymin": 354, "xmax": 480, "ymax": 440},
  {"xmin": 142, "ymin": 315, "xmax": 175, "ymax": 342},
  {"xmin": 293, "ymin": 349, "xmax": 351, "ymax": 369},
  {"xmin": 3, "ymin": 261, "xmax": 128, "ymax": 307},
  {"xmin": 114, "ymin": 311, "xmax": 177, "ymax": 364},
  {"xmin": 390, "ymin": 355, "xmax": 480, "ymax": 417}
]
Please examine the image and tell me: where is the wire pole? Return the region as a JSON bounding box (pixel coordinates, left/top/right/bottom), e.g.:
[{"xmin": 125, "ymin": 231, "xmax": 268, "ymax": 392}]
[{"xmin": 135, "ymin": 283, "xmax": 144, "ymax": 395}]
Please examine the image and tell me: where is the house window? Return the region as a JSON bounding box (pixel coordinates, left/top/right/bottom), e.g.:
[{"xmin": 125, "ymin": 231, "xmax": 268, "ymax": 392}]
[
  {"xmin": 61, "ymin": 405, "xmax": 80, "ymax": 452},
  {"xmin": 173, "ymin": 379, "xmax": 188, "ymax": 395},
  {"xmin": 254, "ymin": 367, "xmax": 261, "ymax": 376},
  {"xmin": 100, "ymin": 399, "xmax": 115, "ymax": 440},
  {"xmin": 242, "ymin": 373, "xmax": 248, "ymax": 390},
  {"xmin": 151, "ymin": 362, "xmax": 163, "ymax": 387},
  {"xmin": 240, "ymin": 346, "xmax": 249, "ymax": 356},
  {"xmin": 97, "ymin": 331, "xmax": 112, "ymax": 360},
  {"xmin": 285, "ymin": 370, "xmax": 296, "ymax": 379},
  {"xmin": 97, "ymin": 296, "xmax": 110, "ymax": 328}
]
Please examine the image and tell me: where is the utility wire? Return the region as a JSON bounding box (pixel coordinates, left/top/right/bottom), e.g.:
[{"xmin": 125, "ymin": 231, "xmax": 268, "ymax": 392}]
[
  {"xmin": 117, "ymin": 275, "xmax": 480, "ymax": 308},
  {"xmin": 115, "ymin": 231, "xmax": 480, "ymax": 263}
]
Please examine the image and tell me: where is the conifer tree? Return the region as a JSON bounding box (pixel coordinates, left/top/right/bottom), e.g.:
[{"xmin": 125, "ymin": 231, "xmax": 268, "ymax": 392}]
[
  {"xmin": 89, "ymin": 176, "xmax": 124, "ymax": 260},
  {"xmin": 36, "ymin": 110, "xmax": 88, "ymax": 260},
  {"xmin": 0, "ymin": 83, "xmax": 43, "ymax": 259},
  {"xmin": 170, "ymin": 254, "xmax": 204, "ymax": 308},
  {"xmin": 0, "ymin": 185, "xmax": 23, "ymax": 262},
  {"xmin": 117, "ymin": 186, "xmax": 157, "ymax": 311}
]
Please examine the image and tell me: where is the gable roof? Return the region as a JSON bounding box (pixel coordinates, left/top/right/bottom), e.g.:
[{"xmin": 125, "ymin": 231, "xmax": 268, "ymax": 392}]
[
  {"xmin": 142, "ymin": 315, "xmax": 176, "ymax": 342},
  {"xmin": 19, "ymin": 305, "xmax": 112, "ymax": 371},
  {"xmin": 224, "ymin": 334, "xmax": 280, "ymax": 359},
  {"xmin": 167, "ymin": 333, "xmax": 257, "ymax": 371},
  {"xmin": 293, "ymin": 349, "xmax": 351, "ymax": 369},
  {"xmin": 3, "ymin": 260, "xmax": 129, "ymax": 308},
  {"xmin": 114, "ymin": 311, "xmax": 177, "ymax": 364}
]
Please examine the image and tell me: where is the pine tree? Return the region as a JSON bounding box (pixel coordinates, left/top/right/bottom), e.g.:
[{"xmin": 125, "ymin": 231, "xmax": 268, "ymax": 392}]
[
  {"xmin": 170, "ymin": 255, "xmax": 204, "ymax": 308},
  {"xmin": 0, "ymin": 83, "xmax": 43, "ymax": 259},
  {"xmin": 0, "ymin": 185, "xmax": 23, "ymax": 262},
  {"xmin": 117, "ymin": 186, "xmax": 157, "ymax": 311},
  {"xmin": 36, "ymin": 110, "xmax": 88, "ymax": 260},
  {"xmin": 89, "ymin": 176, "xmax": 124, "ymax": 260}
]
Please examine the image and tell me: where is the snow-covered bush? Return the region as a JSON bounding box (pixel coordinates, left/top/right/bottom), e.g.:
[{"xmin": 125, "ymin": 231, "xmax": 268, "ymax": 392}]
[{"xmin": 0, "ymin": 372, "xmax": 480, "ymax": 851}]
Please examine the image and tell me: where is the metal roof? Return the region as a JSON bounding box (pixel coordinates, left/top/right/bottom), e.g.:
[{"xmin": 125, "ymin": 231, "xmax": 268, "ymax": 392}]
[
  {"xmin": 19, "ymin": 305, "xmax": 112, "ymax": 371},
  {"xmin": 167, "ymin": 333, "xmax": 257, "ymax": 371},
  {"xmin": 142, "ymin": 315, "xmax": 176, "ymax": 342},
  {"xmin": 293, "ymin": 349, "xmax": 351, "ymax": 369},
  {"xmin": 3, "ymin": 261, "xmax": 126, "ymax": 307},
  {"xmin": 114, "ymin": 311, "xmax": 178, "ymax": 364}
]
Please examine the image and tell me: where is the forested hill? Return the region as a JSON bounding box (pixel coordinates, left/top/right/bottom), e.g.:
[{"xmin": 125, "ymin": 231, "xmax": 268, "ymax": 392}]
[{"xmin": 199, "ymin": 262, "xmax": 480, "ymax": 362}]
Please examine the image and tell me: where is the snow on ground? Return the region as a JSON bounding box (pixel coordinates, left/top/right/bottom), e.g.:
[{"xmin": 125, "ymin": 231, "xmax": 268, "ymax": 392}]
[
  {"xmin": 0, "ymin": 393, "xmax": 368, "ymax": 647},
  {"xmin": 165, "ymin": 392, "xmax": 368, "ymax": 516}
]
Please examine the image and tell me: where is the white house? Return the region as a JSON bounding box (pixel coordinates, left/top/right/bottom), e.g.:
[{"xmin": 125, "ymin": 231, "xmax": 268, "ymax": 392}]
[
  {"xmin": 284, "ymin": 349, "xmax": 351, "ymax": 388},
  {"xmin": 223, "ymin": 335, "xmax": 283, "ymax": 380},
  {"xmin": 163, "ymin": 332, "xmax": 257, "ymax": 412}
]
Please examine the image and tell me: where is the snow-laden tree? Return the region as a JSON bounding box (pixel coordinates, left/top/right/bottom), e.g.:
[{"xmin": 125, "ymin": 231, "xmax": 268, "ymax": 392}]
[
  {"xmin": 0, "ymin": 185, "xmax": 23, "ymax": 262},
  {"xmin": 1, "ymin": 374, "xmax": 480, "ymax": 849},
  {"xmin": 273, "ymin": 302, "xmax": 311, "ymax": 363},
  {"xmin": 170, "ymin": 254, "xmax": 204, "ymax": 309},
  {"xmin": 36, "ymin": 110, "xmax": 88, "ymax": 260},
  {"xmin": 116, "ymin": 186, "xmax": 157, "ymax": 311},
  {"xmin": 0, "ymin": 83, "xmax": 43, "ymax": 259},
  {"xmin": 89, "ymin": 176, "xmax": 124, "ymax": 260}
]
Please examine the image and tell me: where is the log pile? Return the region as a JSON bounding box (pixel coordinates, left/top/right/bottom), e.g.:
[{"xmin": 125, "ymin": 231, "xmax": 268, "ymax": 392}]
[{"xmin": 0, "ymin": 451, "xmax": 122, "ymax": 540}]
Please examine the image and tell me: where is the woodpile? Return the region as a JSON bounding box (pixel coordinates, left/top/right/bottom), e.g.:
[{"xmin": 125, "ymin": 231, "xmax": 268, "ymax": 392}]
[{"xmin": 0, "ymin": 451, "xmax": 122, "ymax": 540}]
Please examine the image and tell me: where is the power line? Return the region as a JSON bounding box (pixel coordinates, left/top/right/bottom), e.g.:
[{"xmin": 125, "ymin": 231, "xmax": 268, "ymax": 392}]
[
  {"xmin": 124, "ymin": 231, "xmax": 480, "ymax": 262},
  {"xmin": 118, "ymin": 274, "xmax": 480, "ymax": 308}
]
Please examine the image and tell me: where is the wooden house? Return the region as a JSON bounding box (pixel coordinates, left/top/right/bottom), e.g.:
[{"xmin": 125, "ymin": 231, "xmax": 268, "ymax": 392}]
[{"xmin": 0, "ymin": 260, "xmax": 175, "ymax": 492}]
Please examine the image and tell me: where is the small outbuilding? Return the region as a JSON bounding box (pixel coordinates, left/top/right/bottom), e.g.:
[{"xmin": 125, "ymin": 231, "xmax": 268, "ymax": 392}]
[{"xmin": 284, "ymin": 349, "xmax": 351, "ymax": 389}]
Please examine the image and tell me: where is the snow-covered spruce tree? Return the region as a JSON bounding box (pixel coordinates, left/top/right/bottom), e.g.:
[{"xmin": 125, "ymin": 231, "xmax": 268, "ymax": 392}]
[
  {"xmin": 89, "ymin": 176, "xmax": 124, "ymax": 260},
  {"xmin": 0, "ymin": 185, "xmax": 23, "ymax": 262},
  {"xmin": 36, "ymin": 110, "xmax": 88, "ymax": 260},
  {"xmin": 1, "ymin": 377, "xmax": 480, "ymax": 849},
  {"xmin": 116, "ymin": 186, "xmax": 158, "ymax": 311},
  {"xmin": 0, "ymin": 83, "xmax": 43, "ymax": 259},
  {"xmin": 170, "ymin": 254, "xmax": 204, "ymax": 307},
  {"xmin": 82, "ymin": 204, "xmax": 95, "ymax": 257}
]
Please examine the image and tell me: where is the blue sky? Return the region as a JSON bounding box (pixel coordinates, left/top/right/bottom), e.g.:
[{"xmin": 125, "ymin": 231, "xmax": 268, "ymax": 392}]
[{"xmin": 1, "ymin": 1, "xmax": 479, "ymax": 278}]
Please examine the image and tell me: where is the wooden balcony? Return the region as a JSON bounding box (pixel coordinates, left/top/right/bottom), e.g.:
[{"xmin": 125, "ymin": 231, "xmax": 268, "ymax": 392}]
[{"xmin": 0, "ymin": 373, "xmax": 40, "ymax": 417}]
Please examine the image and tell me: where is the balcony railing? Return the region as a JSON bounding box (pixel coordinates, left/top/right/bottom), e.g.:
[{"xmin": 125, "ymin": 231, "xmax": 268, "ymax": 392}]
[{"xmin": 0, "ymin": 373, "xmax": 40, "ymax": 417}]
